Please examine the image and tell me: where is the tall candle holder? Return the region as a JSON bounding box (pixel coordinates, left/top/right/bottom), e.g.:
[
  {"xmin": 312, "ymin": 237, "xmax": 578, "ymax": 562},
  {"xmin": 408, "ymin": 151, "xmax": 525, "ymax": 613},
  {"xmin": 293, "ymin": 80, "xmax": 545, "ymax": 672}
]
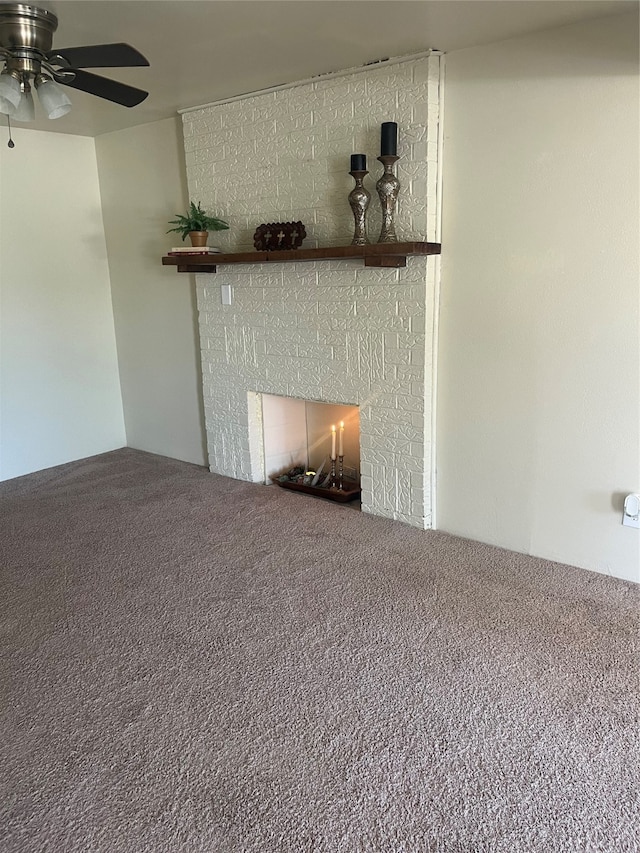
[
  {"xmin": 376, "ymin": 154, "xmax": 400, "ymax": 243},
  {"xmin": 348, "ymin": 170, "xmax": 371, "ymax": 246},
  {"xmin": 330, "ymin": 457, "xmax": 337, "ymax": 489},
  {"xmin": 338, "ymin": 455, "xmax": 344, "ymax": 491}
]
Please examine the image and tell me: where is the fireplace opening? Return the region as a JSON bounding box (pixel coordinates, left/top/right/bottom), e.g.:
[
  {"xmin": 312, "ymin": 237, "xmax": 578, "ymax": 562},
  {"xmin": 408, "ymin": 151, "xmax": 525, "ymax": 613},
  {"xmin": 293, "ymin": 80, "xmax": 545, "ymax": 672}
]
[{"xmin": 261, "ymin": 394, "xmax": 360, "ymax": 498}]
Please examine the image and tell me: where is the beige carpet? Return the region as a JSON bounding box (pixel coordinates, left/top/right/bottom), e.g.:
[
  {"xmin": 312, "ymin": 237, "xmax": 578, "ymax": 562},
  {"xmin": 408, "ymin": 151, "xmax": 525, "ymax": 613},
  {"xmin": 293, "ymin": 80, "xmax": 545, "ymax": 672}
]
[{"xmin": 1, "ymin": 448, "xmax": 638, "ymax": 852}]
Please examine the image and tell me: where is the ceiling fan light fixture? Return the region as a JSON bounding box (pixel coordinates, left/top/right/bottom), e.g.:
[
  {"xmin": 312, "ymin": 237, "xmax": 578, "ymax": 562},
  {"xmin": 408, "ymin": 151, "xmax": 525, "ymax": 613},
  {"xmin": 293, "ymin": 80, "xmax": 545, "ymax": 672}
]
[
  {"xmin": 0, "ymin": 4, "xmax": 148, "ymax": 130},
  {"xmin": 35, "ymin": 73, "xmax": 71, "ymax": 119},
  {"xmin": 0, "ymin": 68, "xmax": 21, "ymax": 114},
  {"xmin": 13, "ymin": 88, "xmax": 35, "ymax": 122}
]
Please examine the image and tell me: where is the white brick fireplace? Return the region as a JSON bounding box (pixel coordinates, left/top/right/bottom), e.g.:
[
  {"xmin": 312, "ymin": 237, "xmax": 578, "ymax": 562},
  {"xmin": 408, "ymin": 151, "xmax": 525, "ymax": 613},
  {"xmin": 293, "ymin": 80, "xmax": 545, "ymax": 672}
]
[{"xmin": 181, "ymin": 52, "xmax": 441, "ymax": 527}]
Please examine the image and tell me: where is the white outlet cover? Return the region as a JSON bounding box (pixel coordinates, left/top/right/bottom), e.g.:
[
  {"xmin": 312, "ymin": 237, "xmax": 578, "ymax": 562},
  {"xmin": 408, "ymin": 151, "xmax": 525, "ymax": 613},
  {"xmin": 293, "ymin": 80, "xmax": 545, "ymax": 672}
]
[
  {"xmin": 623, "ymin": 493, "xmax": 640, "ymax": 528},
  {"xmin": 221, "ymin": 284, "xmax": 232, "ymax": 305}
]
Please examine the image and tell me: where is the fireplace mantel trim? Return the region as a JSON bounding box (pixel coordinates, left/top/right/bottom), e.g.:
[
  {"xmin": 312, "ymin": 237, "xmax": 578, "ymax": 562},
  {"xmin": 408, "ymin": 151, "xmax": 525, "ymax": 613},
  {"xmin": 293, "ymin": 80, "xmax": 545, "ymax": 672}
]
[{"xmin": 162, "ymin": 241, "xmax": 441, "ymax": 274}]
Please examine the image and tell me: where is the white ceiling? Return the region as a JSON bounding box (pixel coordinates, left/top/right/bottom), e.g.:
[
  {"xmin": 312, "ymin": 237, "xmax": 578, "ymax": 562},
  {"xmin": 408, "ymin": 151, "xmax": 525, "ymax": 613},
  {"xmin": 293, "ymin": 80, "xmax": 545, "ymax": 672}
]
[{"xmin": 6, "ymin": 0, "xmax": 638, "ymax": 137}]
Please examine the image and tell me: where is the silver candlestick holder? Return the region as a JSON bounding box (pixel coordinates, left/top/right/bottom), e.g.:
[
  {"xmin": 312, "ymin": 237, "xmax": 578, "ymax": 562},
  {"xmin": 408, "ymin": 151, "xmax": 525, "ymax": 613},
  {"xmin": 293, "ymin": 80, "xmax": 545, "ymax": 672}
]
[
  {"xmin": 348, "ymin": 170, "xmax": 371, "ymax": 245},
  {"xmin": 330, "ymin": 457, "xmax": 337, "ymax": 489},
  {"xmin": 376, "ymin": 154, "xmax": 400, "ymax": 243},
  {"xmin": 338, "ymin": 455, "xmax": 344, "ymax": 491}
]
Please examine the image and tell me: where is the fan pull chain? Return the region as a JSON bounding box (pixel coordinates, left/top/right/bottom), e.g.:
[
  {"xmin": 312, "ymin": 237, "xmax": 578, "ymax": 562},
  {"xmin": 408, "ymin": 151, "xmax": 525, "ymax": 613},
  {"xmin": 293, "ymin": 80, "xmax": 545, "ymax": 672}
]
[{"xmin": 7, "ymin": 115, "xmax": 15, "ymax": 148}]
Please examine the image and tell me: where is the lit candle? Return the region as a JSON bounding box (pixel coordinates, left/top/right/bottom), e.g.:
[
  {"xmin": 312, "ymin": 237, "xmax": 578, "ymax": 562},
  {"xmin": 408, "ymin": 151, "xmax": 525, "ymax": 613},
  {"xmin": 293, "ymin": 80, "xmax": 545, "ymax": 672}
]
[
  {"xmin": 331, "ymin": 424, "xmax": 336, "ymax": 460},
  {"xmin": 339, "ymin": 421, "xmax": 344, "ymax": 456}
]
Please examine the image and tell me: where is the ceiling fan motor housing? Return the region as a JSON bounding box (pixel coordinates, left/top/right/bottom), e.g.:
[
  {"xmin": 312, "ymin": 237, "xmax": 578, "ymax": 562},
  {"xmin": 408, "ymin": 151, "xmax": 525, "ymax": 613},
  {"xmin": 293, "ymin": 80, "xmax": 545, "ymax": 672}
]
[{"xmin": 0, "ymin": 3, "xmax": 57, "ymax": 75}]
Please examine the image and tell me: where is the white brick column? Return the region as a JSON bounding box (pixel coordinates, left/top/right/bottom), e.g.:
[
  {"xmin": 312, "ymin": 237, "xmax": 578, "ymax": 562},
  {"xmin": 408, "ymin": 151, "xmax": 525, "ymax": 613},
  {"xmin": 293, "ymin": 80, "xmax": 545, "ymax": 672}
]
[{"xmin": 182, "ymin": 53, "xmax": 441, "ymax": 528}]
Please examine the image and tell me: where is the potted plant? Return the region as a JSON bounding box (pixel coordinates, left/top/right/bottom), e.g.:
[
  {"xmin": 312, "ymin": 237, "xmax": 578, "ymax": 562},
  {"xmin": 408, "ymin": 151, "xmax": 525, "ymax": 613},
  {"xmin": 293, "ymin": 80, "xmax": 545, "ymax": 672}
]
[{"xmin": 167, "ymin": 200, "xmax": 229, "ymax": 247}]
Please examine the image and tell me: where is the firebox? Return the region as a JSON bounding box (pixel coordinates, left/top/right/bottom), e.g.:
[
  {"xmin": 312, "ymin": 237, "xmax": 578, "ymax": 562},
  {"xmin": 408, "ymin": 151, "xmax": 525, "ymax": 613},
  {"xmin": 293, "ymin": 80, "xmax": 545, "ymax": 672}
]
[{"xmin": 262, "ymin": 394, "xmax": 360, "ymax": 489}]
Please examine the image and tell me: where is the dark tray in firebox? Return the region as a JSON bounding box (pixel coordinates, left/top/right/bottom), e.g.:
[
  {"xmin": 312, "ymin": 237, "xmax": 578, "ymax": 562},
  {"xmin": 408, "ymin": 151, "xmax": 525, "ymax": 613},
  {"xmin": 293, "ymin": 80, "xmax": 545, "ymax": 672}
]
[{"xmin": 274, "ymin": 479, "xmax": 361, "ymax": 503}]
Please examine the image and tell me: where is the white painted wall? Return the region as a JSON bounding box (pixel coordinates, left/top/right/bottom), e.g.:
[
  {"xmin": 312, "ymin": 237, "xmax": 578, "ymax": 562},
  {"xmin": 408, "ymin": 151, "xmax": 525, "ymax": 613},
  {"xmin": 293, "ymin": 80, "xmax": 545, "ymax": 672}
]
[
  {"xmin": 437, "ymin": 12, "xmax": 640, "ymax": 581},
  {"xmin": 95, "ymin": 118, "xmax": 207, "ymax": 466},
  {"xmin": 0, "ymin": 127, "xmax": 125, "ymax": 481}
]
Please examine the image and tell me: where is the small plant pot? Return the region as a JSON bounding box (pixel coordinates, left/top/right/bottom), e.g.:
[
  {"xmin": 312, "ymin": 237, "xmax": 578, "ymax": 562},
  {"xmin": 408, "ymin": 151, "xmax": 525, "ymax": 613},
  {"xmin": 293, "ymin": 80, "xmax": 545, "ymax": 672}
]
[{"xmin": 189, "ymin": 231, "xmax": 209, "ymax": 247}]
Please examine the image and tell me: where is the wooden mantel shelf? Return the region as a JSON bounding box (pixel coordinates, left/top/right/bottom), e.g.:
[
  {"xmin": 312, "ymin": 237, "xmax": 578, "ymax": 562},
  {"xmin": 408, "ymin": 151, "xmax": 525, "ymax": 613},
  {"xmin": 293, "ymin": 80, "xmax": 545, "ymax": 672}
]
[{"xmin": 162, "ymin": 241, "xmax": 441, "ymax": 274}]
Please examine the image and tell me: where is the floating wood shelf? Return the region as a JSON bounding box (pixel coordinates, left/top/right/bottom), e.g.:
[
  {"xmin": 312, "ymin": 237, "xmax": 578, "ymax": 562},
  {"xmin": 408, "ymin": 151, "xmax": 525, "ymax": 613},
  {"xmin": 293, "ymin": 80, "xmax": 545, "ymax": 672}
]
[{"xmin": 162, "ymin": 241, "xmax": 441, "ymax": 274}]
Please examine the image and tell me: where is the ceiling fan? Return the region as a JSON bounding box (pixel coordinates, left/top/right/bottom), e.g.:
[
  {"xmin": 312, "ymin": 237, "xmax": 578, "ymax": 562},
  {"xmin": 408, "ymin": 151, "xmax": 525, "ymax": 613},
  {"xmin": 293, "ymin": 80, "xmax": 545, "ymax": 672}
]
[{"xmin": 0, "ymin": 2, "xmax": 149, "ymax": 123}]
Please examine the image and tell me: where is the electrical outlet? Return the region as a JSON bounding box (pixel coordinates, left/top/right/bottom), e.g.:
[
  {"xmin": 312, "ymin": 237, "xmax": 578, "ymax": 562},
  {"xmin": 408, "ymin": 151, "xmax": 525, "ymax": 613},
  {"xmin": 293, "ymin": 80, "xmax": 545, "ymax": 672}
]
[{"xmin": 623, "ymin": 494, "xmax": 640, "ymax": 528}]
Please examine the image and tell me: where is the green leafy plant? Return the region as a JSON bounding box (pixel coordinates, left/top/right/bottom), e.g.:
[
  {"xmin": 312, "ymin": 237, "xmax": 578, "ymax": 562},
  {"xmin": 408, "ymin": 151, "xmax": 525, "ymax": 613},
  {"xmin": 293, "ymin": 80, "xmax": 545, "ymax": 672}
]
[{"xmin": 166, "ymin": 201, "xmax": 229, "ymax": 241}]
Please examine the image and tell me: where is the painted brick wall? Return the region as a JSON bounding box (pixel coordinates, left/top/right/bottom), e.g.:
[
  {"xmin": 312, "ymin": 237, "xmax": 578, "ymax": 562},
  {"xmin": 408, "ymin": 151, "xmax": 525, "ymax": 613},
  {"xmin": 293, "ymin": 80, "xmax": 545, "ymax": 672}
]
[{"xmin": 182, "ymin": 54, "xmax": 441, "ymax": 527}]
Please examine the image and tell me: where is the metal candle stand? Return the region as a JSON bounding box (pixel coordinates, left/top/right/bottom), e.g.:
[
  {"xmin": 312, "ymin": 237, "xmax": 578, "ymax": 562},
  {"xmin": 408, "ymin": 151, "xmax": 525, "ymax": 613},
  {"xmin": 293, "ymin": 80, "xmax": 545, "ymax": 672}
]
[
  {"xmin": 348, "ymin": 170, "xmax": 371, "ymax": 245},
  {"xmin": 376, "ymin": 154, "xmax": 400, "ymax": 243},
  {"xmin": 329, "ymin": 456, "xmax": 345, "ymax": 490}
]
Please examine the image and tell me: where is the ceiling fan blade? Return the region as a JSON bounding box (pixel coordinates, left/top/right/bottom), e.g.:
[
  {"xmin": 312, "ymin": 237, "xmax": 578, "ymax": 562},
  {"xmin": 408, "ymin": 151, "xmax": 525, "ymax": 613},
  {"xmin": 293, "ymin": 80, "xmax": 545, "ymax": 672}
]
[
  {"xmin": 57, "ymin": 69, "xmax": 148, "ymax": 107},
  {"xmin": 47, "ymin": 43, "xmax": 149, "ymax": 69}
]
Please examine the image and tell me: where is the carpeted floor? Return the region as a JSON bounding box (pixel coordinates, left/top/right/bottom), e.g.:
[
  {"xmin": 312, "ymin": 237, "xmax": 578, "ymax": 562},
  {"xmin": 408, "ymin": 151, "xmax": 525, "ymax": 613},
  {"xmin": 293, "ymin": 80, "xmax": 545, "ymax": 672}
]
[{"xmin": 1, "ymin": 448, "xmax": 638, "ymax": 852}]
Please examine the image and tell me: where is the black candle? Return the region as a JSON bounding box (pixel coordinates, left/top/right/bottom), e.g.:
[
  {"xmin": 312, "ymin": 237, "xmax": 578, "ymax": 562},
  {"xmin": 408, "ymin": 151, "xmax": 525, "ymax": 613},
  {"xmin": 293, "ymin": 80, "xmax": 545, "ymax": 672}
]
[
  {"xmin": 380, "ymin": 122, "xmax": 398, "ymax": 156},
  {"xmin": 350, "ymin": 153, "xmax": 366, "ymax": 172}
]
